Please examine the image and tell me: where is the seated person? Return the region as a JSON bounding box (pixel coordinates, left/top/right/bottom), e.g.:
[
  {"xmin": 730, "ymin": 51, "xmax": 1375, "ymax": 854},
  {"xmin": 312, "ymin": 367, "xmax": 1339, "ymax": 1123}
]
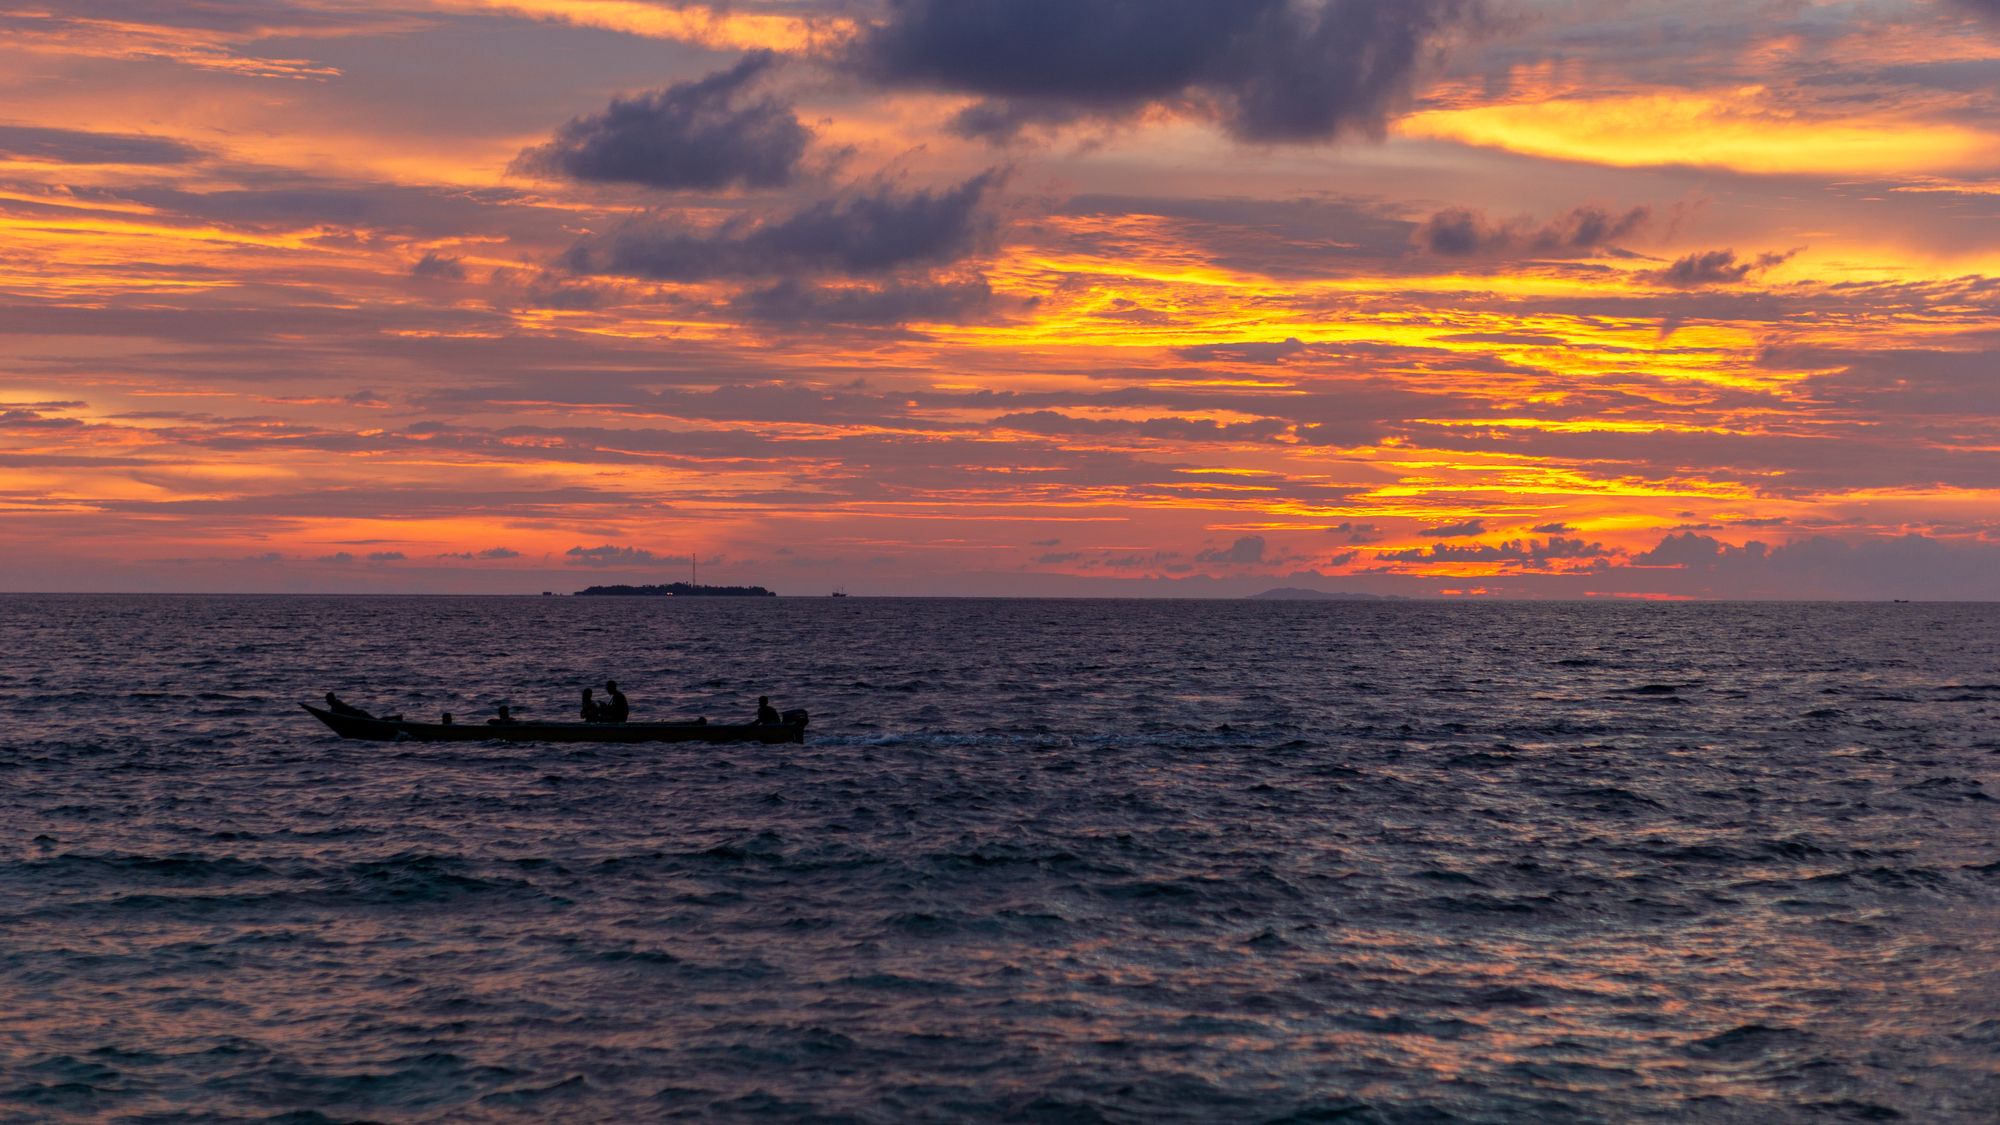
[
  {"xmin": 580, "ymin": 687, "xmax": 601, "ymax": 722},
  {"xmin": 602, "ymin": 681, "xmax": 630, "ymax": 723},
  {"xmin": 440, "ymin": 713, "xmax": 454, "ymax": 725},
  {"xmin": 488, "ymin": 705, "xmax": 518, "ymax": 725},
  {"xmin": 755, "ymin": 696, "xmax": 781, "ymax": 725}
]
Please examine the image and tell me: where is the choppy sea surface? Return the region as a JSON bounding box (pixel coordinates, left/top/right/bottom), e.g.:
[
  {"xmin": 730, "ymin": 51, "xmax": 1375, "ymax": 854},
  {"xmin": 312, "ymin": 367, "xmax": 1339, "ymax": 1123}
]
[{"xmin": 1, "ymin": 595, "xmax": 1996, "ymax": 1123}]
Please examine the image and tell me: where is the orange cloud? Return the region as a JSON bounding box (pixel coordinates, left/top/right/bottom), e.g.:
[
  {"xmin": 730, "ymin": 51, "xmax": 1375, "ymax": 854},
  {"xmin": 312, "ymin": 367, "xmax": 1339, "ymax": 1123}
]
[
  {"xmin": 428, "ymin": 1, "xmax": 850, "ymax": 52},
  {"xmin": 1401, "ymin": 87, "xmax": 2000, "ymax": 176}
]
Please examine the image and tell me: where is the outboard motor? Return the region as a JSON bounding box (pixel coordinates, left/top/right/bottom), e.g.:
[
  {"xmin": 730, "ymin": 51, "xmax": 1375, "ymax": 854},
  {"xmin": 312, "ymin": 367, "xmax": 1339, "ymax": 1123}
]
[{"xmin": 780, "ymin": 709, "xmax": 809, "ymax": 742}]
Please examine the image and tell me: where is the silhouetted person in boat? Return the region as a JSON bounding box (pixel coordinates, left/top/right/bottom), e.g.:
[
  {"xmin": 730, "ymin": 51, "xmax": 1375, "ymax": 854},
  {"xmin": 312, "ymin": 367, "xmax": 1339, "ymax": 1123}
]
[
  {"xmin": 756, "ymin": 696, "xmax": 781, "ymax": 725},
  {"xmin": 489, "ymin": 705, "xmax": 517, "ymax": 725},
  {"xmin": 325, "ymin": 692, "xmax": 374, "ymax": 719},
  {"xmin": 441, "ymin": 712, "xmax": 454, "ymax": 725},
  {"xmin": 602, "ymin": 681, "xmax": 629, "ymax": 723},
  {"xmin": 580, "ymin": 687, "xmax": 601, "ymax": 722}
]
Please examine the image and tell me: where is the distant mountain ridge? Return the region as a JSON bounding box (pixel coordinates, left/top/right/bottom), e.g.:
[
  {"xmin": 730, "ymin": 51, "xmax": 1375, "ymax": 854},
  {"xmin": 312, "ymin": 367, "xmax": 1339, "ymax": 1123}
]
[
  {"xmin": 576, "ymin": 583, "xmax": 775, "ymax": 597},
  {"xmin": 1248, "ymin": 587, "xmax": 1404, "ymax": 601}
]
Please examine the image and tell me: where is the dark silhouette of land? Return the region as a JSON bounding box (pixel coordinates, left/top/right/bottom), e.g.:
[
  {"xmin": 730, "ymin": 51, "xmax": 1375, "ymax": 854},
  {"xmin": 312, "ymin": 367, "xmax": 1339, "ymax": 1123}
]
[{"xmin": 575, "ymin": 582, "xmax": 776, "ymax": 597}]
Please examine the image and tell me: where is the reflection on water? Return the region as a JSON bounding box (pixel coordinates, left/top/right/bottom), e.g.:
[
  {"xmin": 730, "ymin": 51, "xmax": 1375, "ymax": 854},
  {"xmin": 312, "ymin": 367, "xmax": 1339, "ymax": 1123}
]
[{"xmin": 0, "ymin": 596, "xmax": 1996, "ymax": 1121}]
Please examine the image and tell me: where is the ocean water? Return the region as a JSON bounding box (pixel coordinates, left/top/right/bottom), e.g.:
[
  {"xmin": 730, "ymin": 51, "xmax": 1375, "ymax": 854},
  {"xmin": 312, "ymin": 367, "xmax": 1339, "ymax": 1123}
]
[{"xmin": 1, "ymin": 595, "xmax": 1996, "ymax": 1124}]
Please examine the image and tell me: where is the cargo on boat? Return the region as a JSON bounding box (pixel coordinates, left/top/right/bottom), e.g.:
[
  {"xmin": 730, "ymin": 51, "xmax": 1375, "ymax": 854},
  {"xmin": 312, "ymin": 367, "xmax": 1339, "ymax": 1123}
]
[{"xmin": 302, "ymin": 703, "xmax": 808, "ymax": 744}]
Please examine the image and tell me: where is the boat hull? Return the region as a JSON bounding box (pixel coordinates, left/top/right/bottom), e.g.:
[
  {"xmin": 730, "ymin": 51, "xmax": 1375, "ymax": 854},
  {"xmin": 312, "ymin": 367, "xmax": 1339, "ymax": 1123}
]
[{"xmin": 302, "ymin": 704, "xmax": 806, "ymax": 744}]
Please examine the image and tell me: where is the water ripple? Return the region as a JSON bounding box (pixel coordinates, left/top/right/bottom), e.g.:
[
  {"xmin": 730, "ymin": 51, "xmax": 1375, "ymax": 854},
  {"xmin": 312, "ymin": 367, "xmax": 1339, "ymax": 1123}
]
[{"xmin": 0, "ymin": 595, "xmax": 1996, "ymax": 1121}]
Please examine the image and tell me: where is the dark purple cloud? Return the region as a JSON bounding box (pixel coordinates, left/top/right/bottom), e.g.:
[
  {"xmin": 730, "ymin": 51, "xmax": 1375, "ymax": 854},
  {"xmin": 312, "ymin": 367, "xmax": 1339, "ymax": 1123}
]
[
  {"xmin": 488, "ymin": 267, "xmax": 620, "ymax": 311},
  {"xmin": 411, "ymin": 251, "xmax": 466, "ymax": 281},
  {"xmin": 1175, "ymin": 338, "xmax": 1312, "ymax": 364},
  {"xmin": 0, "ymin": 409, "xmax": 86, "ymax": 430},
  {"xmin": 847, "ymin": 0, "xmax": 1482, "ymax": 141},
  {"xmin": 94, "ymin": 485, "xmax": 654, "ymax": 520},
  {"xmin": 1416, "ymin": 204, "xmax": 1649, "ymax": 257},
  {"xmin": 514, "ymin": 53, "xmax": 812, "ymax": 191},
  {"xmin": 10, "ymin": 0, "xmax": 363, "ymax": 33},
  {"xmin": 565, "ymin": 544, "xmax": 672, "ymax": 567},
  {"xmin": 1634, "ymin": 532, "xmax": 1727, "ymax": 567},
  {"xmin": 1196, "ymin": 536, "xmax": 1268, "ymax": 564},
  {"xmin": 570, "ymin": 171, "xmax": 1004, "ymax": 280},
  {"xmin": 114, "ymin": 182, "xmax": 534, "ymax": 237},
  {"xmin": 1422, "ymin": 518, "xmax": 1486, "ymax": 537},
  {"xmin": 1379, "ymin": 536, "xmax": 1609, "ymax": 566},
  {"xmin": 1630, "ymin": 532, "xmax": 2000, "ymax": 599},
  {"xmin": 729, "ymin": 277, "xmax": 996, "ymax": 325},
  {"xmin": 1650, "ymin": 248, "xmax": 1795, "ymax": 288},
  {"xmin": 993, "ymin": 410, "xmax": 1290, "ymax": 443},
  {"xmin": 1059, "ymin": 193, "xmax": 1420, "ymax": 278},
  {"xmin": 0, "ymin": 125, "xmax": 203, "ymax": 165},
  {"xmin": 1769, "ymin": 342, "xmax": 2000, "ymax": 419}
]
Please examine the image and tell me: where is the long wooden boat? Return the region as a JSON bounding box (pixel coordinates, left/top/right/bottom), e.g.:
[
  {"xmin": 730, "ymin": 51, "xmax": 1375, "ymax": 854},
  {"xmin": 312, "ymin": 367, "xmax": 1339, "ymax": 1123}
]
[{"xmin": 303, "ymin": 703, "xmax": 808, "ymax": 744}]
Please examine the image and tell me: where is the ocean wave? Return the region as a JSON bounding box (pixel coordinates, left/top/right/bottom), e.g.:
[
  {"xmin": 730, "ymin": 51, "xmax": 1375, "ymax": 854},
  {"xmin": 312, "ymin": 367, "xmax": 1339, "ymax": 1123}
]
[{"xmin": 1, "ymin": 596, "xmax": 1995, "ymax": 1122}]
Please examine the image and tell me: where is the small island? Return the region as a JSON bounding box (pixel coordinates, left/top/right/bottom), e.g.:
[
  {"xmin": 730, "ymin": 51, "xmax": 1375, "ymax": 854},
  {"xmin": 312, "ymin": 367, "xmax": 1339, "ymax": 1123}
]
[{"xmin": 576, "ymin": 583, "xmax": 776, "ymax": 597}]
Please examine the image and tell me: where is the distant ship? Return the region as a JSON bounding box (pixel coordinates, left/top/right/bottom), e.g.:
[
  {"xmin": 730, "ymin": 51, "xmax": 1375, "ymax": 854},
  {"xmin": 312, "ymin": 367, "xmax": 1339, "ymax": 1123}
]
[
  {"xmin": 832, "ymin": 587, "xmax": 848, "ymax": 597},
  {"xmin": 575, "ymin": 583, "xmax": 776, "ymax": 598}
]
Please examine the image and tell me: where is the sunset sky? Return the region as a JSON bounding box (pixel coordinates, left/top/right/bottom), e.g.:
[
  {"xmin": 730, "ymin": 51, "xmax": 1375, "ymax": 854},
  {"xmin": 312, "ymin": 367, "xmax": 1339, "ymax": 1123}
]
[{"xmin": 4, "ymin": 0, "xmax": 1999, "ymax": 597}]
